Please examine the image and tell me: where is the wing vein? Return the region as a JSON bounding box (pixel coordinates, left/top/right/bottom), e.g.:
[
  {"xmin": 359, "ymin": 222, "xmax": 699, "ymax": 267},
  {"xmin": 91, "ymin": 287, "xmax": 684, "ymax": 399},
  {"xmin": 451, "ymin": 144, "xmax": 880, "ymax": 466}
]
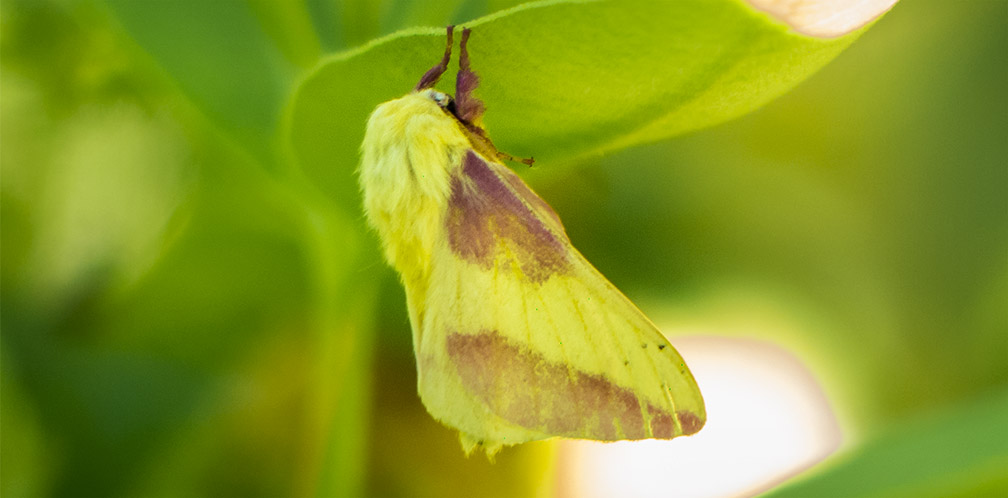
[
  {"xmin": 607, "ymin": 284, "xmax": 680, "ymax": 436},
  {"xmin": 592, "ymin": 284, "xmax": 639, "ymax": 438},
  {"xmin": 536, "ymin": 274, "xmax": 580, "ymax": 437},
  {"xmin": 627, "ymin": 295, "xmax": 682, "ymax": 433}
]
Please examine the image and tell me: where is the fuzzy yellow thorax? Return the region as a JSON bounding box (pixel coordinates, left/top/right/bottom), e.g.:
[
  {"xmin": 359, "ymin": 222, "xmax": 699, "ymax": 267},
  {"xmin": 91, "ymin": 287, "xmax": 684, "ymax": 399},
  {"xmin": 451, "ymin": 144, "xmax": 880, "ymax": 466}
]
[{"xmin": 359, "ymin": 90, "xmax": 471, "ymax": 283}]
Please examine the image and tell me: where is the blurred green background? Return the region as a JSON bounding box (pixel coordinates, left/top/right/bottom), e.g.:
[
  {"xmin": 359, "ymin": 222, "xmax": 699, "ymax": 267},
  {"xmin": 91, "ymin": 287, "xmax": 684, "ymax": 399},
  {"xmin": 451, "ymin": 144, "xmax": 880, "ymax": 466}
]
[{"xmin": 2, "ymin": 1, "xmax": 1005, "ymax": 497}]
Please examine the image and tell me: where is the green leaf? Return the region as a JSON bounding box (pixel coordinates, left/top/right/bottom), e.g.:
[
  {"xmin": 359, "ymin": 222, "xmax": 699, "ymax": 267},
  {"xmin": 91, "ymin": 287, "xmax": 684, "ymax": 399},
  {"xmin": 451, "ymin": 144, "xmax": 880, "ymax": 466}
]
[
  {"xmin": 766, "ymin": 388, "xmax": 1008, "ymax": 497},
  {"xmin": 104, "ymin": 0, "xmax": 297, "ymax": 145},
  {"xmin": 288, "ymin": 0, "xmax": 864, "ymax": 204},
  {"xmin": 313, "ymin": 0, "xmax": 531, "ymax": 50}
]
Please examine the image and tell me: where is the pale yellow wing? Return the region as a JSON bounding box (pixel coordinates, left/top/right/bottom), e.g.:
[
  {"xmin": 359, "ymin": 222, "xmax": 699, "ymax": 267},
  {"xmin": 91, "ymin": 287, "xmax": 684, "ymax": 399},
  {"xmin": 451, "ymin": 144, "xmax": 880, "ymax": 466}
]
[{"xmin": 415, "ymin": 150, "xmax": 705, "ymax": 454}]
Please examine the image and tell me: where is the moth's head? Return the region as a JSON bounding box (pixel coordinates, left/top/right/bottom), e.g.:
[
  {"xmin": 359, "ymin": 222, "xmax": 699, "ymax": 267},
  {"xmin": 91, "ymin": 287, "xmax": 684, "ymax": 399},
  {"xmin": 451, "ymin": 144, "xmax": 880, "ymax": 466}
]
[{"xmin": 409, "ymin": 26, "xmax": 533, "ymax": 166}]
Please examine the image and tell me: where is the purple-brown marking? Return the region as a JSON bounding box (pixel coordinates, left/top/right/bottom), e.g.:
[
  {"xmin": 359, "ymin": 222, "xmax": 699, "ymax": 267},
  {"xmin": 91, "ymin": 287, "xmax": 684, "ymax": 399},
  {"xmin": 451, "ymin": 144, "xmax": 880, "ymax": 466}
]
[
  {"xmin": 446, "ymin": 330, "xmax": 682, "ymax": 440},
  {"xmin": 415, "ymin": 26, "xmax": 454, "ymax": 91},
  {"xmin": 498, "ymin": 165, "xmax": 563, "ymax": 229},
  {"xmin": 676, "ymin": 410, "xmax": 705, "ymax": 435},
  {"xmin": 648, "ymin": 405, "xmax": 675, "ymax": 438},
  {"xmin": 446, "ymin": 151, "xmax": 570, "ymax": 283}
]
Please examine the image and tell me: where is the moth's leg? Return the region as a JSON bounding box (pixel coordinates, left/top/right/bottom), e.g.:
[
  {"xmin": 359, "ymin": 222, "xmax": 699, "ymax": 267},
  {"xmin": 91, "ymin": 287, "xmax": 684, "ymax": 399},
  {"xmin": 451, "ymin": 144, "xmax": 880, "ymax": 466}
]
[
  {"xmin": 416, "ymin": 25, "xmax": 455, "ymax": 91},
  {"xmin": 497, "ymin": 151, "xmax": 536, "ymax": 166}
]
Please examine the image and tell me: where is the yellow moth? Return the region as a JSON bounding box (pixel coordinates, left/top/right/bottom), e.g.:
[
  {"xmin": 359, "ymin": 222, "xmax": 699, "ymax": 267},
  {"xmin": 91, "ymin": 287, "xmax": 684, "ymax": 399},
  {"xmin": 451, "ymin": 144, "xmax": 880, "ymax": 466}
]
[{"xmin": 359, "ymin": 26, "xmax": 705, "ymax": 456}]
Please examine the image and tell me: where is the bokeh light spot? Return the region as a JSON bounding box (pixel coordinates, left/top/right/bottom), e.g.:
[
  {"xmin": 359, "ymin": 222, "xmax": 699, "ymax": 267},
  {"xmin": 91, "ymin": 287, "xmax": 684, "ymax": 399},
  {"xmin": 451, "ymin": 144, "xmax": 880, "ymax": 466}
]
[{"xmin": 556, "ymin": 336, "xmax": 842, "ymax": 498}]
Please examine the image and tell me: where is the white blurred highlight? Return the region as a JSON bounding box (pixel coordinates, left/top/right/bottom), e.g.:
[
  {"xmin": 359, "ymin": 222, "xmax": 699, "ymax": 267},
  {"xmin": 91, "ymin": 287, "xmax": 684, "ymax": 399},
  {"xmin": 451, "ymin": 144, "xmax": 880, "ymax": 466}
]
[
  {"xmin": 747, "ymin": 0, "xmax": 898, "ymax": 38},
  {"xmin": 556, "ymin": 336, "xmax": 841, "ymax": 498}
]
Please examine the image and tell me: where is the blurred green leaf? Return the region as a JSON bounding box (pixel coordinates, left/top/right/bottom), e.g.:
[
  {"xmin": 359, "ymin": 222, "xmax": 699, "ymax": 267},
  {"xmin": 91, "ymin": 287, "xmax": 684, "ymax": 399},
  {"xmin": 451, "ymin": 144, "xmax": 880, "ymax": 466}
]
[
  {"xmin": 247, "ymin": 0, "xmax": 324, "ymax": 69},
  {"xmin": 102, "ymin": 0, "xmax": 297, "ymax": 146},
  {"xmin": 289, "ymin": 0, "xmax": 860, "ymax": 204},
  {"xmin": 0, "ymin": 348, "xmax": 51, "ymax": 498},
  {"xmin": 321, "ymin": 0, "xmax": 529, "ymax": 49},
  {"xmin": 0, "ymin": 143, "xmax": 332, "ymax": 496},
  {"xmin": 766, "ymin": 387, "xmax": 1008, "ymax": 498}
]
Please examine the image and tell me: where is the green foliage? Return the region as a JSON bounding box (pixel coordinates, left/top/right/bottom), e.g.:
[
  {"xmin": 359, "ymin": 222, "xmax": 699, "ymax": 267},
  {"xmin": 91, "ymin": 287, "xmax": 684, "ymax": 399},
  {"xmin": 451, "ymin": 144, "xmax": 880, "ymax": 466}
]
[
  {"xmin": 2, "ymin": 0, "xmax": 1005, "ymax": 497},
  {"xmin": 290, "ymin": 0, "xmax": 857, "ymax": 204},
  {"xmin": 105, "ymin": 0, "xmax": 296, "ymax": 147},
  {"xmin": 767, "ymin": 388, "xmax": 1008, "ymax": 497}
]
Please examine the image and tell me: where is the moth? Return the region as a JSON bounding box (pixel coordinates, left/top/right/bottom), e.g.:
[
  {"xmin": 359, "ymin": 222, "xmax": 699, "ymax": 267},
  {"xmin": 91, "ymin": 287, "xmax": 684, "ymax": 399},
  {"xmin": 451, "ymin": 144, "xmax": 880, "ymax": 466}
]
[{"xmin": 359, "ymin": 26, "xmax": 705, "ymax": 456}]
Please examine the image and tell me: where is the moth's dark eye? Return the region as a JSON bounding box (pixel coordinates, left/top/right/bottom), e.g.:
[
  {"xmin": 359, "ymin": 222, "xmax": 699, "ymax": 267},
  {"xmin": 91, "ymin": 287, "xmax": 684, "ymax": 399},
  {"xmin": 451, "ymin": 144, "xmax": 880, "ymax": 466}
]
[{"xmin": 429, "ymin": 90, "xmax": 453, "ymax": 109}]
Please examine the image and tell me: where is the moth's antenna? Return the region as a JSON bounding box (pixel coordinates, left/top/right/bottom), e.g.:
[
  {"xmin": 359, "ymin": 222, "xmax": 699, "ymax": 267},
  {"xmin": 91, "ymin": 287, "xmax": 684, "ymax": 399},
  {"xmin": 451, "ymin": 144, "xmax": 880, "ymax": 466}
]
[
  {"xmin": 416, "ymin": 26, "xmax": 454, "ymax": 91},
  {"xmin": 454, "ymin": 28, "xmax": 485, "ymax": 123},
  {"xmin": 451, "ymin": 27, "xmax": 536, "ymax": 167}
]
